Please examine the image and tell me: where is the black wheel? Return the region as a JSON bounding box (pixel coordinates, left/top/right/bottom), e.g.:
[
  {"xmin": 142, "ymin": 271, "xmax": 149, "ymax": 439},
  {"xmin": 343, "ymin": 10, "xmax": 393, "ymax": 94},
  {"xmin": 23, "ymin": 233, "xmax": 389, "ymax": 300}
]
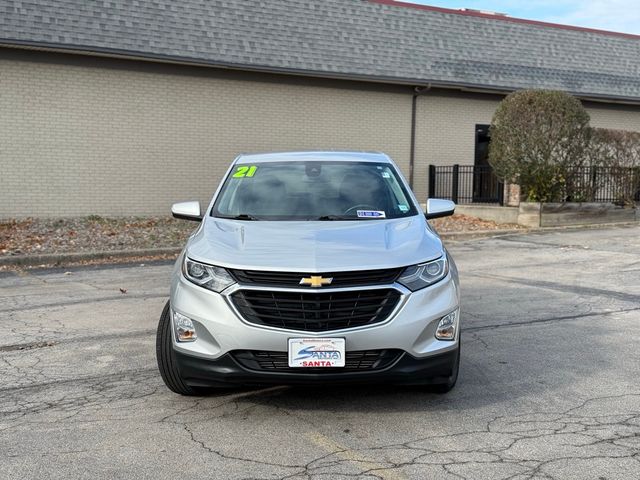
[
  {"xmin": 156, "ymin": 301, "xmax": 200, "ymax": 396},
  {"xmin": 431, "ymin": 343, "xmax": 461, "ymax": 394}
]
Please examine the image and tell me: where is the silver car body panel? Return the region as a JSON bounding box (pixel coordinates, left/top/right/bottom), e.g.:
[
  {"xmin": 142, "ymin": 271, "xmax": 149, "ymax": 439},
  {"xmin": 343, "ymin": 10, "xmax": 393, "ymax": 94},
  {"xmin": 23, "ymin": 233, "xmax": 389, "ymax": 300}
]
[{"xmin": 187, "ymin": 217, "xmax": 443, "ymax": 271}]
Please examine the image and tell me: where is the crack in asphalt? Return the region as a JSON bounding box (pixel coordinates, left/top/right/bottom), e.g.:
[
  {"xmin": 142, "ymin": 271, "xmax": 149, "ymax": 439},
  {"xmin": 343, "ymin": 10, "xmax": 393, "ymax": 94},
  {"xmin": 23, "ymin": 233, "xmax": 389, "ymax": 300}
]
[
  {"xmin": 148, "ymin": 386, "xmax": 640, "ymax": 480},
  {"xmin": 0, "ymin": 328, "xmax": 157, "ymax": 352},
  {"xmin": 466, "ymin": 272, "xmax": 640, "ymax": 304},
  {"xmin": 0, "ymin": 340, "xmax": 57, "ymax": 352},
  {"xmin": 181, "ymin": 422, "xmax": 304, "ymax": 470},
  {"xmin": 464, "ymin": 306, "xmax": 640, "ymax": 332},
  {"xmin": 0, "ymin": 293, "xmax": 167, "ymax": 313},
  {"xmin": 237, "ymin": 392, "xmax": 640, "ymax": 480},
  {"xmin": 0, "ymin": 368, "xmax": 159, "ymax": 396}
]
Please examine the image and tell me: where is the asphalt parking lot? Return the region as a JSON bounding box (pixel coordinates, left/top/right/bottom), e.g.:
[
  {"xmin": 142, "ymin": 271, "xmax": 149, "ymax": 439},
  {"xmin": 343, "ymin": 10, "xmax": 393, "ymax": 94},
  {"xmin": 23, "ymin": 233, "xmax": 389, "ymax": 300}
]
[{"xmin": 1, "ymin": 225, "xmax": 639, "ymax": 480}]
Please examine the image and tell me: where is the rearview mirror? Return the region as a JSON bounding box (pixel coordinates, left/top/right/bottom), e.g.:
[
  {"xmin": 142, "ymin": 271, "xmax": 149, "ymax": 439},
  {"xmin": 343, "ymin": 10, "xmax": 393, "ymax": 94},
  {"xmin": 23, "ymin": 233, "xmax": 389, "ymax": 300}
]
[
  {"xmin": 171, "ymin": 201, "xmax": 202, "ymax": 221},
  {"xmin": 425, "ymin": 199, "xmax": 455, "ymax": 220}
]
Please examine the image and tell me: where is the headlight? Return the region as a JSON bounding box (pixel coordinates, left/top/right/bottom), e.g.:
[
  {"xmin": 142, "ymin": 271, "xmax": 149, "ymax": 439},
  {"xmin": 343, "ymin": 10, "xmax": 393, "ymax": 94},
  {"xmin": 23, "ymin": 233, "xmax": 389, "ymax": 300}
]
[
  {"xmin": 183, "ymin": 257, "xmax": 236, "ymax": 292},
  {"xmin": 397, "ymin": 257, "xmax": 448, "ymax": 291}
]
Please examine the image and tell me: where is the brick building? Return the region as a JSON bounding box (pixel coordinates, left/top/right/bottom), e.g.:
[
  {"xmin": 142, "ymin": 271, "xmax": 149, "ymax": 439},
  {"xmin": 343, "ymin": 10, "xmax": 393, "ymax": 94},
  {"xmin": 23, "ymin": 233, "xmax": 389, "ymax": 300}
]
[{"xmin": 1, "ymin": 0, "xmax": 639, "ymax": 217}]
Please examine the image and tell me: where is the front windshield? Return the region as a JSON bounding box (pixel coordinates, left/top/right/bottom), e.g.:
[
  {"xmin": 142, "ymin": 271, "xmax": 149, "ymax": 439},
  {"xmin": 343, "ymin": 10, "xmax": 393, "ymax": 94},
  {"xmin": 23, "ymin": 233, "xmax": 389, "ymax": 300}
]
[{"xmin": 212, "ymin": 161, "xmax": 418, "ymax": 220}]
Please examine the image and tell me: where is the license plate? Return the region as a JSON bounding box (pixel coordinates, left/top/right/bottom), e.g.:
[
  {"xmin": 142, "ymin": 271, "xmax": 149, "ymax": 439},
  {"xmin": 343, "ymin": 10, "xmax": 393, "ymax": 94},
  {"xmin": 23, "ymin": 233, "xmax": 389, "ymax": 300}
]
[{"xmin": 288, "ymin": 338, "xmax": 346, "ymax": 368}]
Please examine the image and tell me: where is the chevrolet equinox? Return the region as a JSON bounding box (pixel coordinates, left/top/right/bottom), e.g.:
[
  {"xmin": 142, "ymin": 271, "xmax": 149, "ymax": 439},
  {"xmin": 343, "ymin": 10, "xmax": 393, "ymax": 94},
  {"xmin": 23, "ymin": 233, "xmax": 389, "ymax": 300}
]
[{"xmin": 157, "ymin": 151, "xmax": 460, "ymax": 395}]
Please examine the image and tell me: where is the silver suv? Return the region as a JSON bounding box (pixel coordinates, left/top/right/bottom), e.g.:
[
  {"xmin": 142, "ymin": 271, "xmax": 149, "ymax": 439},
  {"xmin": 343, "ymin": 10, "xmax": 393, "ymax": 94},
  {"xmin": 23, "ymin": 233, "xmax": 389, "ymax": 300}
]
[{"xmin": 157, "ymin": 151, "xmax": 460, "ymax": 395}]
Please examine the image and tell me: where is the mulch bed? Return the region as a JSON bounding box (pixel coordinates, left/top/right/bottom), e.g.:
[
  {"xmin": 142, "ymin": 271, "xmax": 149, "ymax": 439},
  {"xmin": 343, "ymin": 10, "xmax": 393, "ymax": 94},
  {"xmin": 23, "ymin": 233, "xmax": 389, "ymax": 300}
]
[
  {"xmin": 1, "ymin": 214, "xmax": 522, "ymax": 258},
  {"xmin": 0, "ymin": 217, "xmax": 195, "ymax": 257},
  {"xmin": 429, "ymin": 213, "xmax": 524, "ymax": 233}
]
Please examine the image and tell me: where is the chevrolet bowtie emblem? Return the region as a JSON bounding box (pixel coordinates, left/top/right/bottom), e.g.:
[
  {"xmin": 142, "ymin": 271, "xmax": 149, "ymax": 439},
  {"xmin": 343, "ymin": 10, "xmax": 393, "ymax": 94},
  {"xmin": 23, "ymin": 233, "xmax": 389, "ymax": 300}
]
[{"xmin": 299, "ymin": 275, "xmax": 333, "ymax": 288}]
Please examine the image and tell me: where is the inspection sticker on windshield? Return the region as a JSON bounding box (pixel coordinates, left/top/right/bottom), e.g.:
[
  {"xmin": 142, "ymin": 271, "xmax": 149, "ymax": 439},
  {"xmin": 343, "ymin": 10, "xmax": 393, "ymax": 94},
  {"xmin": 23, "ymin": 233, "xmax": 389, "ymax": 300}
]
[
  {"xmin": 357, "ymin": 210, "xmax": 386, "ymax": 218},
  {"xmin": 288, "ymin": 338, "xmax": 345, "ymax": 367}
]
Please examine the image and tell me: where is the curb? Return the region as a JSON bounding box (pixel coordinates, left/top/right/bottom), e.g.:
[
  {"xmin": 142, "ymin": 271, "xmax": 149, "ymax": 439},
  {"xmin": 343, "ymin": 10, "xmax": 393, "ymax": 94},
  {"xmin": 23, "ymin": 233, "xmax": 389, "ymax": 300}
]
[
  {"xmin": 439, "ymin": 228, "xmax": 528, "ymax": 241},
  {"xmin": 439, "ymin": 220, "xmax": 638, "ymax": 241},
  {"xmin": 0, "ymin": 247, "xmax": 181, "ymax": 267}
]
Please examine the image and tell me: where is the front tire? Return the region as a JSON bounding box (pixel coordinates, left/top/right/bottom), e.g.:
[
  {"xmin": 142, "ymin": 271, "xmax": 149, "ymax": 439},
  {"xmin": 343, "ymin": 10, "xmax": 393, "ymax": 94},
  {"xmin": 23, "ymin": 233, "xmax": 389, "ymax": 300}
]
[
  {"xmin": 156, "ymin": 301, "xmax": 200, "ymax": 396},
  {"xmin": 431, "ymin": 343, "xmax": 460, "ymax": 394}
]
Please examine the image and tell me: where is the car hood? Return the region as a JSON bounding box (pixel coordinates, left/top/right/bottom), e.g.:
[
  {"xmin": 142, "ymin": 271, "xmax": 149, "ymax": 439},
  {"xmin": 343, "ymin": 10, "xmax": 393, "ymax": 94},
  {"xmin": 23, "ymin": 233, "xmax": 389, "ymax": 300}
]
[{"xmin": 186, "ymin": 216, "xmax": 443, "ymax": 272}]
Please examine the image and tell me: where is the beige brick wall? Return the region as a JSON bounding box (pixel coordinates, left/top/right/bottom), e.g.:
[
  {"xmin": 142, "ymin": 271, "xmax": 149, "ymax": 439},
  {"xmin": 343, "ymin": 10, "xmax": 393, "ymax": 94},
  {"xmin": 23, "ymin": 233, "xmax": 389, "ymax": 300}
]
[
  {"xmin": 414, "ymin": 91, "xmax": 502, "ymax": 201},
  {"xmin": 585, "ymin": 102, "xmax": 640, "ymax": 131},
  {"xmin": 1, "ymin": 49, "xmax": 640, "ymax": 218},
  {"xmin": 0, "ymin": 51, "xmax": 412, "ymax": 218}
]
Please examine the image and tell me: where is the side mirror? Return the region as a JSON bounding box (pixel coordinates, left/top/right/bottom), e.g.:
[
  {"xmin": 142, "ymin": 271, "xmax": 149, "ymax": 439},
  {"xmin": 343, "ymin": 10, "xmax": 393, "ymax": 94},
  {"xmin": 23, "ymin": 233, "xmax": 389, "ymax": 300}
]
[
  {"xmin": 171, "ymin": 201, "xmax": 202, "ymax": 221},
  {"xmin": 425, "ymin": 199, "xmax": 455, "ymax": 220}
]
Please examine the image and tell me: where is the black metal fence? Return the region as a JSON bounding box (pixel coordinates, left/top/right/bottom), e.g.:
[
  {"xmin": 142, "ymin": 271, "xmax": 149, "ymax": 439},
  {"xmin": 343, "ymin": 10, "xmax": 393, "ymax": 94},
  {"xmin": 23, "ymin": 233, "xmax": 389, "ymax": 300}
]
[
  {"xmin": 564, "ymin": 166, "xmax": 640, "ymax": 203},
  {"xmin": 428, "ymin": 164, "xmax": 504, "ymax": 205},
  {"xmin": 428, "ymin": 164, "xmax": 640, "ymax": 205}
]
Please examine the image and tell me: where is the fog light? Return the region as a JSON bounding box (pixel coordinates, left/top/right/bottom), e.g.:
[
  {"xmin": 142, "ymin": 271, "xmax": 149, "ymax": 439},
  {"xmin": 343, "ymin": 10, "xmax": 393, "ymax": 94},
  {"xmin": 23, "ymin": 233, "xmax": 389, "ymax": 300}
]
[
  {"xmin": 435, "ymin": 309, "xmax": 458, "ymax": 341},
  {"xmin": 173, "ymin": 310, "xmax": 197, "ymax": 342}
]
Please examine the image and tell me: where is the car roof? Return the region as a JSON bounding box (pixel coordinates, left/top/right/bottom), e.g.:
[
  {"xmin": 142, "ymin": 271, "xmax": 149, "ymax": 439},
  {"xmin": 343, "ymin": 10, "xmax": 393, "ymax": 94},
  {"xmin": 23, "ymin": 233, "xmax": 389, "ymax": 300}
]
[{"xmin": 234, "ymin": 151, "xmax": 392, "ymax": 164}]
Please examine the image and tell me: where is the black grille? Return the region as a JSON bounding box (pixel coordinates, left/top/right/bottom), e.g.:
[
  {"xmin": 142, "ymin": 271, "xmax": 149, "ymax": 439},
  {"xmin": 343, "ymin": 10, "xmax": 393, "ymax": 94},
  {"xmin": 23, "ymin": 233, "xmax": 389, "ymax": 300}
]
[
  {"xmin": 229, "ymin": 268, "xmax": 402, "ymax": 288},
  {"xmin": 230, "ymin": 289, "xmax": 401, "ymax": 332},
  {"xmin": 232, "ymin": 349, "xmax": 403, "ymax": 373}
]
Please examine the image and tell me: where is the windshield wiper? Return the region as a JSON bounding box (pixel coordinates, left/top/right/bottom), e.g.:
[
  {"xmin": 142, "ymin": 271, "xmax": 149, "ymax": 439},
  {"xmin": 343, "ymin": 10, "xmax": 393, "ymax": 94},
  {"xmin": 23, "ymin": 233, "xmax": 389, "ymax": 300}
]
[
  {"xmin": 217, "ymin": 214, "xmax": 261, "ymax": 221},
  {"xmin": 316, "ymin": 215, "xmax": 353, "ymax": 221}
]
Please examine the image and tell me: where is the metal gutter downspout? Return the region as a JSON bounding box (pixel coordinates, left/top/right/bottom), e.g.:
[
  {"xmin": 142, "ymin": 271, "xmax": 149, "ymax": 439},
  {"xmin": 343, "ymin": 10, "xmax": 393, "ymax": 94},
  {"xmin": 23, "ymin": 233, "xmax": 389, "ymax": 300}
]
[{"xmin": 409, "ymin": 85, "xmax": 431, "ymax": 189}]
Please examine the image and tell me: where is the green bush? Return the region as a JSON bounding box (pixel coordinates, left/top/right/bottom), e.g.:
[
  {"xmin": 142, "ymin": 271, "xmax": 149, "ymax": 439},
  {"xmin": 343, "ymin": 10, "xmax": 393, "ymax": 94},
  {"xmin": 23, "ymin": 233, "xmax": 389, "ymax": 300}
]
[{"xmin": 488, "ymin": 90, "xmax": 591, "ymax": 202}]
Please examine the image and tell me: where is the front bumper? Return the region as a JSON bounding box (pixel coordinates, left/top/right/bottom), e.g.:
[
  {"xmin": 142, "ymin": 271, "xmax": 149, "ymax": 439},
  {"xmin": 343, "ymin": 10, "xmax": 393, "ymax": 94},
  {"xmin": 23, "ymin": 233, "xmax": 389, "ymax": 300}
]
[
  {"xmin": 174, "ymin": 347, "xmax": 459, "ymax": 387},
  {"xmin": 169, "ymin": 261, "xmax": 460, "ymax": 383}
]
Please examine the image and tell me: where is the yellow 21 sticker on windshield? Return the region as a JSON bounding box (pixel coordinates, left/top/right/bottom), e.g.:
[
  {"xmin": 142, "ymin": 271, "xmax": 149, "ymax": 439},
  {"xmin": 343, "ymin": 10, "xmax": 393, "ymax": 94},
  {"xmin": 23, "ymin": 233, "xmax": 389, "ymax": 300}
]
[{"xmin": 233, "ymin": 165, "xmax": 258, "ymax": 178}]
